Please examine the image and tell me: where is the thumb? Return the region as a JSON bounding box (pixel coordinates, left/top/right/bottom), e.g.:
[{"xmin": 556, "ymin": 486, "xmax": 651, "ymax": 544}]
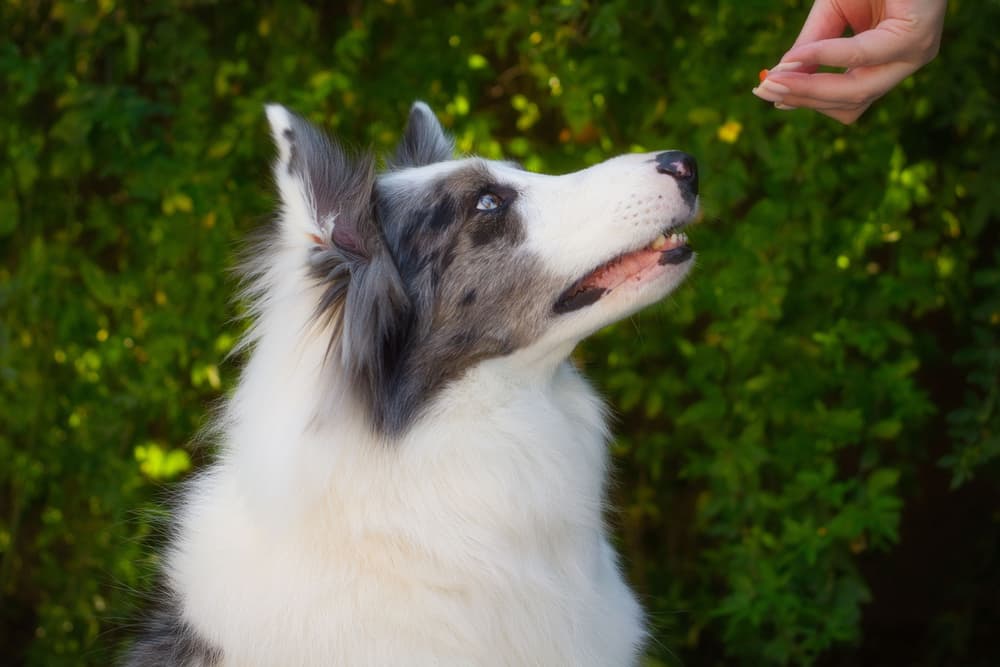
[{"xmin": 779, "ymin": 0, "xmax": 848, "ymax": 74}]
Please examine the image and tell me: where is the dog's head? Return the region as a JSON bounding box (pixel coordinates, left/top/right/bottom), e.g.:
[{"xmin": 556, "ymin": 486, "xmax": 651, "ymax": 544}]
[{"xmin": 260, "ymin": 103, "xmax": 697, "ymax": 435}]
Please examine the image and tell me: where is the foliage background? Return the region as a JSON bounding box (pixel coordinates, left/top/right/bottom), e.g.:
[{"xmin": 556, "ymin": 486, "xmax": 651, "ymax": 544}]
[{"xmin": 1, "ymin": 0, "xmax": 998, "ymax": 665}]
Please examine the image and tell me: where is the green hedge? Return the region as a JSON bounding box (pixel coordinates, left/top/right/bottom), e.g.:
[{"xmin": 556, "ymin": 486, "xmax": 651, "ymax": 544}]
[{"xmin": 2, "ymin": 1, "xmax": 997, "ymax": 665}]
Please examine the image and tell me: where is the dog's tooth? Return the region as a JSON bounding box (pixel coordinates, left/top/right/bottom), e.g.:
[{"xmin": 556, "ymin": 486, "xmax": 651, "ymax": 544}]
[{"xmin": 650, "ymin": 233, "xmax": 667, "ymax": 250}]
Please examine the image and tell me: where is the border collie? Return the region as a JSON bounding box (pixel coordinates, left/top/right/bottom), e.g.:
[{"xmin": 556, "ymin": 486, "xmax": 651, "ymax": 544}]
[{"xmin": 125, "ymin": 102, "xmax": 698, "ymax": 666}]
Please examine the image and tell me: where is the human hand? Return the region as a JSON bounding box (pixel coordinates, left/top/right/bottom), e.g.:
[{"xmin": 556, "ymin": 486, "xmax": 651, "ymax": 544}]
[{"xmin": 753, "ymin": 0, "xmax": 947, "ymax": 124}]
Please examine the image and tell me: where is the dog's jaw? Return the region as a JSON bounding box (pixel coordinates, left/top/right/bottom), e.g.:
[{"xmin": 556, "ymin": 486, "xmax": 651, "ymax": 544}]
[{"xmin": 553, "ymin": 227, "xmax": 694, "ymax": 315}]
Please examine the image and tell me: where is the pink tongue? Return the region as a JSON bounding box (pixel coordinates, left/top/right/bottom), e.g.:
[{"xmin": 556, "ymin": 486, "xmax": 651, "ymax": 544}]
[{"xmin": 580, "ymin": 246, "xmax": 664, "ymax": 292}]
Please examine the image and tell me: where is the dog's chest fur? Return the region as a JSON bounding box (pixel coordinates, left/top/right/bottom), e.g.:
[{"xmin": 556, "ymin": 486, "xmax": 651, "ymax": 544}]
[{"xmin": 167, "ymin": 349, "xmax": 644, "ymax": 666}]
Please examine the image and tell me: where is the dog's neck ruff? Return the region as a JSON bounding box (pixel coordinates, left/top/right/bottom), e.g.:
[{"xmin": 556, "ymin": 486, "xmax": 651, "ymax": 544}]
[{"xmin": 166, "ymin": 273, "xmax": 644, "ymax": 665}]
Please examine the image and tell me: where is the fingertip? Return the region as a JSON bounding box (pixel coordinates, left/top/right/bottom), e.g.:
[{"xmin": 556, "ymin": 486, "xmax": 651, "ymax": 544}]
[
  {"xmin": 752, "ymin": 85, "xmax": 784, "ymax": 104},
  {"xmin": 780, "ymin": 41, "xmax": 825, "ymax": 68},
  {"xmin": 770, "ymin": 61, "xmax": 804, "ymax": 73}
]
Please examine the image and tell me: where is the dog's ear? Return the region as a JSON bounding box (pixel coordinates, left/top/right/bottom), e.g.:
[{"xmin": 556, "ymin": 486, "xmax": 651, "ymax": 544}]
[
  {"xmin": 265, "ymin": 105, "xmax": 415, "ymax": 433},
  {"xmin": 265, "ymin": 104, "xmax": 377, "ymax": 258},
  {"xmin": 392, "ymin": 101, "xmax": 454, "ymax": 168}
]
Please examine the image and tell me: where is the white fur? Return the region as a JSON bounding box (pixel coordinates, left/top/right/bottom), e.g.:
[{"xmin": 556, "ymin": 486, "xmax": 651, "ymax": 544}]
[
  {"xmin": 170, "ymin": 353, "xmax": 644, "ymax": 666},
  {"xmin": 162, "ymin": 108, "xmax": 701, "ymax": 666}
]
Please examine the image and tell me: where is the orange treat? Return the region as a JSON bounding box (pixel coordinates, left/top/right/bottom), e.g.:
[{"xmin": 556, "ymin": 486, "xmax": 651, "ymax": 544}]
[{"xmin": 759, "ymin": 68, "xmax": 769, "ymax": 82}]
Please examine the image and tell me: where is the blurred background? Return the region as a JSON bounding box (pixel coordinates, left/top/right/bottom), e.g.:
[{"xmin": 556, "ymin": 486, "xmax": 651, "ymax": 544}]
[{"xmin": 1, "ymin": 1, "xmax": 998, "ymax": 665}]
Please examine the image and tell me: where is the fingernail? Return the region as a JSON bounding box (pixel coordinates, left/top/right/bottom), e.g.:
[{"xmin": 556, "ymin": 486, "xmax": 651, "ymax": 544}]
[
  {"xmin": 759, "ymin": 79, "xmax": 791, "ymax": 96},
  {"xmin": 774, "ymin": 103, "xmax": 796, "ymax": 111},
  {"xmin": 770, "ymin": 61, "xmax": 802, "ymax": 72},
  {"xmin": 752, "ymin": 86, "xmax": 784, "ymax": 103}
]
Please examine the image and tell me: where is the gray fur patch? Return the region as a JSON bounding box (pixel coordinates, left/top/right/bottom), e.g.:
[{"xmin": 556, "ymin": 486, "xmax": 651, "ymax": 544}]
[
  {"xmin": 364, "ymin": 162, "xmax": 559, "ymax": 433},
  {"xmin": 122, "ymin": 594, "xmax": 221, "ymax": 667},
  {"xmin": 391, "ymin": 101, "xmax": 455, "ymax": 168},
  {"xmin": 280, "ymin": 109, "xmax": 377, "ymax": 257}
]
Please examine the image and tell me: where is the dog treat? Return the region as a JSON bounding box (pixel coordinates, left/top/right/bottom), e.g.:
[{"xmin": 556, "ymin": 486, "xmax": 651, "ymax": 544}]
[{"xmin": 759, "ymin": 68, "xmax": 769, "ymax": 82}]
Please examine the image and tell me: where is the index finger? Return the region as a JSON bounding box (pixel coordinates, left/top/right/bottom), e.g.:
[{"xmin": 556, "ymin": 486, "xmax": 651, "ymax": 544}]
[
  {"xmin": 783, "ymin": 28, "xmax": 912, "ymax": 70},
  {"xmin": 789, "ymin": 0, "xmax": 849, "ymax": 49}
]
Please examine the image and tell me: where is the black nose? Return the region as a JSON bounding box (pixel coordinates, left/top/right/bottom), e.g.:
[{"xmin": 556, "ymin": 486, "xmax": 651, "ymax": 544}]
[{"xmin": 655, "ymin": 151, "xmax": 698, "ymax": 196}]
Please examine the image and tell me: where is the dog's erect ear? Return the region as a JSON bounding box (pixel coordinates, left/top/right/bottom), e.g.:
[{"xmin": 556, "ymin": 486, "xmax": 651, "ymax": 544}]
[
  {"xmin": 392, "ymin": 101, "xmax": 454, "ymax": 168},
  {"xmin": 265, "ymin": 105, "xmax": 416, "ymax": 434},
  {"xmin": 265, "ymin": 104, "xmax": 376, "ymax": 257}
]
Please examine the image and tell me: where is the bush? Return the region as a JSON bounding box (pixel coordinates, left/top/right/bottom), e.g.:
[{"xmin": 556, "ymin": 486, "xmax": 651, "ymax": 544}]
[{"xmin": 1, "ymin": 1, "xmax": 997, "ymax": 664}]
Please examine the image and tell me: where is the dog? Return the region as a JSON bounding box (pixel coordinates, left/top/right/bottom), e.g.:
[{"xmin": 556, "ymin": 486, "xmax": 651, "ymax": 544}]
[{"xmin": 125, "ymin": 102, "xmax": 698, "ymax": 666}]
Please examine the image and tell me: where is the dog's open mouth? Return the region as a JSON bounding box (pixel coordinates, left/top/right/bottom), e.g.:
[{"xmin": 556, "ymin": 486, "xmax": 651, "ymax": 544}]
[{"xmin": 553, "ymin": 225, "xmax": 693, "ymax": 314}]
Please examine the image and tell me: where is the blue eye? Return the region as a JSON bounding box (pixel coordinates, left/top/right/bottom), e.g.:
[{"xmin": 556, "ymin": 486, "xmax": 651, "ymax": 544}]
[{"xmin": 476, "ymin": 193, "xmax": 502, "ymax": 211}]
